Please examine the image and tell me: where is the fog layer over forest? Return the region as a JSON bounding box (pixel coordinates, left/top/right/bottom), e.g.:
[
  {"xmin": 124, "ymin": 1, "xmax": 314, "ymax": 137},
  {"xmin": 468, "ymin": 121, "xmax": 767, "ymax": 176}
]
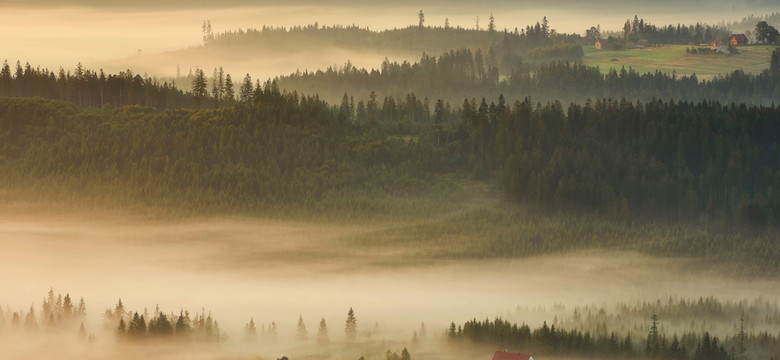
[
  {"xmin": 2, "ymin": 206, "xmax": 780, "ymax": 359},
  {"xmin": 1, "ymin": 1, "xmax": 777, "ymax": 78},
  {"xmin": 2, "ymin": 1, "xmax": 780, "ymax": 360}
]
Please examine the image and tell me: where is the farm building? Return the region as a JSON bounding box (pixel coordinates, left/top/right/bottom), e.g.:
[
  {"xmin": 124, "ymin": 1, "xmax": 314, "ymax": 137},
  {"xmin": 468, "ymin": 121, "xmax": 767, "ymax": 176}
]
[
  {"xmin": 492, "ymin": 351, "xmax": 534, "ymax": 360},
  {"xmin": 709, "ymin": 40, "xmax": 722, "ymax": 51},
  {"xmin": 730, "ymin": 34, "xmax": 748, "ymax": 46},
  {"xmin": 595, "ymin": 39, "xmax": 608, "ymax": 49}
]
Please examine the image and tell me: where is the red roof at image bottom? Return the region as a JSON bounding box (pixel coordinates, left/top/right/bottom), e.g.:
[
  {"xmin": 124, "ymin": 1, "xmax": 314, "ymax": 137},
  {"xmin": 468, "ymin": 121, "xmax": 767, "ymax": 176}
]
[{"xmin": 492, "ymin": 351, "xmax": 534, "ymax": 360}]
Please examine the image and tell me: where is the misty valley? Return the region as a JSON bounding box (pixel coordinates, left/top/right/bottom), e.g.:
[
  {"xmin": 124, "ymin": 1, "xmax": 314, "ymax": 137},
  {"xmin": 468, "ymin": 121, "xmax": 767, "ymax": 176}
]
[{"xmin": 1, "ymin": 1, "xmax": 780, "ymax": 360}]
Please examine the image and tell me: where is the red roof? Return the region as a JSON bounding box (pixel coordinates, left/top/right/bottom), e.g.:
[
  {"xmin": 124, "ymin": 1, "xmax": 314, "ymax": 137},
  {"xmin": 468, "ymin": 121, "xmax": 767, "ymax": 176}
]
[
  {"xmin": 492, "ymin": 351, "xmax": 533, "ymax": 360},
  {"xmin": 730, "ymin": 34, "xmax": 748, "ymax": 44}
]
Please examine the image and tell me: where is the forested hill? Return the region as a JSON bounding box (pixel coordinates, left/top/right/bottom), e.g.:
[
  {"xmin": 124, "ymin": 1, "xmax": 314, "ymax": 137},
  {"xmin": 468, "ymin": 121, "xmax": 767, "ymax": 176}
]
[
  {"xmin": 274, "ymin": 49, "xmax": 780, "ymax": 105},
  {"xmin": 204, "ymin": 21, "xmax": 581, "ymax": 61},
  {"xmin": 1, "ymin": 84, "xmax": 779, "ymax": 226},
  {"xmin": 179, "ymin": 19, "xmax": 584, "ymax": 84},
  {"xmin": 0, "ymin": 60, "xmax": 191, "ymax": 110}
]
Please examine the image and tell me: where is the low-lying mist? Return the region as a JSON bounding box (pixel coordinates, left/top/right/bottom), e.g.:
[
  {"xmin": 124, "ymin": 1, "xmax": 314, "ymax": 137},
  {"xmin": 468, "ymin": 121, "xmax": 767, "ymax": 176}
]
[
  {"xmin": 1, "ymin": 2, "xmax": 773, "ymax": 81},
  {"xmin": 1, "ymin": 204, "xmax": 779, "ymax": 359}
]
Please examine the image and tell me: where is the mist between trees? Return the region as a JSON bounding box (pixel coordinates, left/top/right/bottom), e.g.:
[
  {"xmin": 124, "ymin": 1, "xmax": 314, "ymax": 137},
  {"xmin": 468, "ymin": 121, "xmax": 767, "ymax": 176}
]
[
  {"xmin": 0, "ymin": 51, "xmax": 779, "ymax": 273},
  {"xmin": 3, "ymin": 288, "xmax": 780, "ymax": 360}
]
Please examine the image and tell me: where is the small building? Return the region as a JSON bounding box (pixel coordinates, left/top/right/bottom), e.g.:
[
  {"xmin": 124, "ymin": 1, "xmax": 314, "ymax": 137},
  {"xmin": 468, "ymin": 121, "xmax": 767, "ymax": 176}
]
[
  {"xmin": 595, "ymin": 39, "xmax": 608, "ymax": 49},
  {"xmin": 729, "ymin": 34, "xmax": 748, "ymax": 46},
  {"xmin": 709, "ymin": 40, "xmax": 722, "ymax": 51},
  {"xmin": 492, "ymin": 351, "xmax": 534, "ymax": 360}
]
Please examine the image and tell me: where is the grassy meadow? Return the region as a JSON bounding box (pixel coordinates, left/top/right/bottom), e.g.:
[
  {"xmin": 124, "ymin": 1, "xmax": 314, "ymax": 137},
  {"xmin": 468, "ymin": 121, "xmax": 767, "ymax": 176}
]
[{"xmin": 582, "ymin": 44, "xmax": 780, "ymax": 79}]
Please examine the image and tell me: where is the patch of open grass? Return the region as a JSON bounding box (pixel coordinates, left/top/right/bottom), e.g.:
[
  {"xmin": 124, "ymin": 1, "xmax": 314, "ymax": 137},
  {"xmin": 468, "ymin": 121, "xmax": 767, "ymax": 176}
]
[{"xmin": 583, "ymin": 44, "xmax": 780, "ymax": 79}]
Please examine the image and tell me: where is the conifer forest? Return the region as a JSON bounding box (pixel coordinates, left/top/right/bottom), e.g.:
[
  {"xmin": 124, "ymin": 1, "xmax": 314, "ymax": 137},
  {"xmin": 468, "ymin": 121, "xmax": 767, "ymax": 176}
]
[{"xmin": 1, "ymin": 1, "xmax": 780, "ymax": 360}]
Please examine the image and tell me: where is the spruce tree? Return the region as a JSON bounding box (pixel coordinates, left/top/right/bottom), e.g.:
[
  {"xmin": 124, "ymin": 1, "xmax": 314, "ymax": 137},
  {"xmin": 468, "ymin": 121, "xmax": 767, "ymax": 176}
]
[
  {"xmin": 224, "ymin": 73, "xmax": 235, "ymax": 106},
  {"xmin": 297, "ymin": 315, "xmax": 308, "ymax": 341},
  {"xmin": 191, "ymin": 67, "xmax": 208, "ymax": 109},
  {"xmin": 317, "ymin": 318, "xmax": 329, "ymax": 345},
  {"xmin": 239, "ymin": 73, "xmax": 254, "ymax": 102},
  {"xmin": 345, "ymin": 308, "xmax": 357, "ymax": 343},
  {"xmin": 245, "ymin": 318, "xmax": 257, "ymax": 341}
]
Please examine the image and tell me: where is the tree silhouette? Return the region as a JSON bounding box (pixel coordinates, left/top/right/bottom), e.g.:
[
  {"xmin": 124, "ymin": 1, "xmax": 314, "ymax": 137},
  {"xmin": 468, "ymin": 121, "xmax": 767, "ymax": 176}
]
[
  {"xmin": 317, "ymin": 318, "xmax": 329, "ymax": 345},
  {"xmin": 239, "ymin": 73, "xmax": 254, "ymax": 102},
  {"xmin": 191, "ymin": 67, "xmax": 208, "ymax": 109},
  {"xmin": 401, "ymin": 347, "xmax": 411, "ymax": 360},
  {"xmin": 345, "ymin": 308, "xmax": 357, "ymax": 343},
  {"xmin": 297, "ymin": 315, "xmax": 308, "ymax": 341}
]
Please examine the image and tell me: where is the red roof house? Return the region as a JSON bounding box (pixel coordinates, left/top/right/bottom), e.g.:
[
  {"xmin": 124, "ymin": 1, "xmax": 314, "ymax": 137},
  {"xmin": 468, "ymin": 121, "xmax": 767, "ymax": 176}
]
[
  {"xmin": 492, "ymin": 351, "xmax": 534, "ymax": 360},
  {"xmin": 729, "ymin": 34, "xmax": 748, "ymax": 46}
]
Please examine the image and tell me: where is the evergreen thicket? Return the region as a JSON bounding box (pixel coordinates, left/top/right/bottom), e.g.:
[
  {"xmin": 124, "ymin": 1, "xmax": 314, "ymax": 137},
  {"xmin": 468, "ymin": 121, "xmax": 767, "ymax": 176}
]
[
  {"xmin": 275, "ymin": 50, "xmax": 780, "ymax": 105},
  {"xmin": 446, "ymin": 316, "xmax": 771, "ymax": 360},
  {"xmin": 1, "ymin": 69, "xmax": 779, "ymax": 225},
  {"xmin": 0, "ymin": 60, "xmax": 189, "ymax": 109},
  {"xmin": 205, "ymin": 20, "xmax": 581, "ymax": 65}
]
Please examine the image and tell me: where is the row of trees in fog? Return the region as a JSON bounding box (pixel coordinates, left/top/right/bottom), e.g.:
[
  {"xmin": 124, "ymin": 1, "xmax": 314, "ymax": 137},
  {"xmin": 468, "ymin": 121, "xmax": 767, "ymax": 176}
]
[
  {"xmin": 517, "ymin": 296, "xmax": 780, "ymax": 360},
  {"xmin": 607, "ymin": 16, "xmax": 733, "ymax": 45},
  {"xmin": 0, "ymin": 288, "xmax": 93, "ymax": 341},
  {"xmin": 242, "ymin": 308, "xmax": 366, "ymax": 346},
  {"xmin": 448, "ymin": 315, "xmax": 773, "ymax": 360},
  {"xmin": 2, "ymin": 46, "xmax": 778, "ymax": 117},
  {"xmin": 275, "ymin": 48, "xmax": 780, "ymax": 105},
  {"xmin": 0, "ymin": 60, "xmax": 191, "ymax": 109},
  {"xmin": 204, "ymin": 17, "xmax": 578, "ymax": 56},
  {"xmin": 3, "ymin": 290, "xmax": 778, "ymax": 359},
  {"xmin": 203, "ymin": 15, "xmax": 741, "ymax": 58}
]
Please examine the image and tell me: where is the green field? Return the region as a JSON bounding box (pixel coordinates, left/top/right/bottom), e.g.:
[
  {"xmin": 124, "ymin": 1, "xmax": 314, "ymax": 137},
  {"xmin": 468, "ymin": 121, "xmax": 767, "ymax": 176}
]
[{"xmin": 583, "ymin": 44, "xmax": 780, "ymax": 79}]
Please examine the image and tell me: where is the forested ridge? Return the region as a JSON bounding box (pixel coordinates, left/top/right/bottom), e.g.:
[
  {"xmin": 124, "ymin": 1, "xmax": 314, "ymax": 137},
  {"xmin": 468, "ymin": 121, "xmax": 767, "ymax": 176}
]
[
  {"xmin": 204, "ymin": 19, "xmax": 582, "ymax": 68},
  {"xmin": 0, "ymin": 92, "xmax": 442, "ymax": 218},
  {"xmin": 0, "ymin": 60, "xmax": 191, "ymax": 109},
  {"xmin": 274, "ymin": 49, "xmax": 780, "ymax": 105},
  {"xmin": 202, "ymin": 15, "xmax": 740, "ymax": 65},
  {"xmin": 1, "ymin": 76, "xmax": 779, "ymax": 227},
  {"xmin": 2, "ymin": 49, "xmax": 780, "ymax": 220},
  {"xmin": 4, "ymin": 8, "xmax": 780, "ymax": 360}
]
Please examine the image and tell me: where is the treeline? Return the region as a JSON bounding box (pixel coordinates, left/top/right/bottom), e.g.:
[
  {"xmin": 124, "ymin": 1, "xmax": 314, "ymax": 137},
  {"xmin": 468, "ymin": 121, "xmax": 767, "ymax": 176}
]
[
  {"xmin": 204, "ymin": 18, "xmax": 582, "ymax": 77},
  {"xmin": 107, "ymin": 299, "xmax": 224, "ymax": 342},
  {"xmin": 448, "ymin": 317, "xmax": 635, "ymax": 358},
  {"xmin": 727, "ymin": 12, "xmax": 780, "ymax": 33},
  {"xmin": 554, "ymin": 297, "xmax": 780, "ymax": 337},
  {"xmin": 481, "ymin": 97, "xmax": 780, "ymax": 225},
  {"xmin": 276, "ymin": 49, "xmax": 780, "ymax": 105},
  {"xmin": 0, "ymin": 60, "xmax": 191, "ymax": 109},
  {"xmin": 206, "ymin": 18, "xmax": 579, "ymax": 55},
  {"xmin": 448, "ymin": 316, "xmax": 777, "ymax": 360},
  {"xmin": 511, "ymin": 296, "xmax": 780, "ymax": 359},
  {"xmin": 603, "ymin": 16, "xmax": 733, "ymax": 45},
  {"xmin": 2, "ymin": 81, "xmax": 780, "ymax": 226},
  {"xmin": 0, "ymin": 91, "xmax": 441, "ymax": 217},
  {"xmin": 0, "ymin": 288, "xmax": 92, "ymax": 340},
  {"xmin": 243, "ymin": 308, "xmax": 366, "ymax": 346}
]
